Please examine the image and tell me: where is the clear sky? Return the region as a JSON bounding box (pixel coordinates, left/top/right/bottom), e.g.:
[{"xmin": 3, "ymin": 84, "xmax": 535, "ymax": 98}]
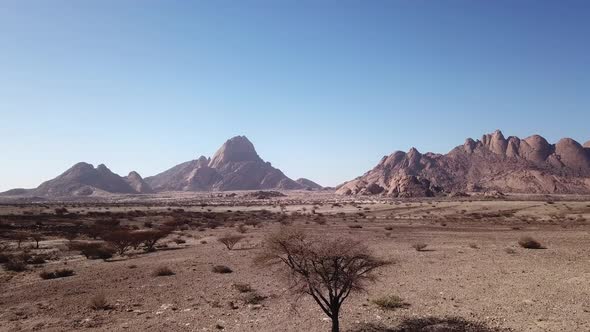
[{"xmin": 1, "ymin": 1, "xmax": 589, "ymax": 191}]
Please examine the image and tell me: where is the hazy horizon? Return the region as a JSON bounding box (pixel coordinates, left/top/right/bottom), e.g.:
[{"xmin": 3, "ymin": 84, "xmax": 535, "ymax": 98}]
[{"xmin": 1, "ymin": 1, "xmax": 589, "ymax": 191}]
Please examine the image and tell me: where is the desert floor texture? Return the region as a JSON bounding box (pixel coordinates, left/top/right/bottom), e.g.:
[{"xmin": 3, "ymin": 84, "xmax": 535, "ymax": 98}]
[{"xmin": 1, "ymin": 192, "xmax": 589, "ymax": 332}]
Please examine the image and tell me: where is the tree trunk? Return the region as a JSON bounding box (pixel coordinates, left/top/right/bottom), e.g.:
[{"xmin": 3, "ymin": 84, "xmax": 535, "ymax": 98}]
[
  {"xmin": 331, "ymin": 306, "xmax": 340, "ymax": 332},
  {"xmin": 331, "ymin": 317, "xmax": 339, "ymax": 332}
]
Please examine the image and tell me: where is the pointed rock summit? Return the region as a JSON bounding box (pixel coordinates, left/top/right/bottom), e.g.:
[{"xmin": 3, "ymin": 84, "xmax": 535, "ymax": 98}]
[
  {"xmin": 337, "ymin": 131, "xmax": 590, "ymax": 197},
  {"xmin": 145, "ymin": 136, "xmax": 304, "ymax": 192},
  {"xmin": 209, "ymin": 136, "xmax": 261, "ymax": 168},
  {"xmin": 125, "ymin": 171, "xmax": 154, "ymax": 194}
]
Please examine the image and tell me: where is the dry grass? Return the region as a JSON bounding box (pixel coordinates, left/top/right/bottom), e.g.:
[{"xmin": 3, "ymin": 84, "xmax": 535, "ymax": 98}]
[
  {"xmin": 153, "ymin": 266, "xmax": 175, "ymax": 276},
  {"xmin": 372, "ymin": 294, "xmax": 407, "ymax": 310},
  {"xmin": 89, "ymin": 293, "xmax": 110, "ymax": 310}
]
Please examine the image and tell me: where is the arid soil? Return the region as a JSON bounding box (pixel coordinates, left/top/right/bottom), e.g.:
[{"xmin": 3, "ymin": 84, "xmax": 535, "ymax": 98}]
[{"xmin": 1, "ymin": 194, "xmax": 590, "ymax": 332}]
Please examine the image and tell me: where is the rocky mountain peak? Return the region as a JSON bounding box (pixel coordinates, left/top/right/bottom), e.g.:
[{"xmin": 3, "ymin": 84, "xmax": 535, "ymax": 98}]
[{"xmin": 209, "ymin": 135, "xmax": 261, "ymax": 168}]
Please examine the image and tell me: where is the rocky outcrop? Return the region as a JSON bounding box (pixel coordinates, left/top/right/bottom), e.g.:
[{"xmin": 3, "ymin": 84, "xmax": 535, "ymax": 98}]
[
  {"xmin": 337, "ymin": 130, "xmax": 590, "ymax": 197},
  {"xmin": 295, "ymin": 178, "xmax": 323, "ymax": 190},
  {"xmin": 145, "ymin": 136, "xmax": 304, "ymax": 192},
  {"xmin": 29, "ymin": 163, "xmax": 143, "ymax": 197},
  {"xmin": 125, "ymin": 171, "xmax": 154, "ymax": 194}
]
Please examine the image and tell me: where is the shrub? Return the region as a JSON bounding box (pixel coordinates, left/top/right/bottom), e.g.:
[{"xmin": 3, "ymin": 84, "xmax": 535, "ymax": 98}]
[
  {"xmin": 173, "ymin": 238, "xmax": 186, "ymax": 245},
  {"xmin": 73, "ymin": 242, "xmax": 115, "ymax": 260},
  {"xmin": 134, "ymin": 229, "xmax": 171, "ymax": 252},
  {"xmin": 153, "ymin": 266, "xmax": 175, "ymax": 276},
  {"xmin": 233, "ymin": 282, "xmax": 253, "ymax": 293},
  {"xmin": 212, "ymin": 265, "xmax": 233, "ymax": 273},
  {"xmin": 28, "ymin": 255, "xmax": 47, "ymax": 265},
  {"xmin": 40, "ymin": 269, "xmax": 74, "ymax": 279},
  {"xmin": 243, "ymin": 291, "xmax": 266, "ymax": 304},
  {"xmin": 468, "ymin": 243, "xmax": 479, "ymax": 249},
  {"xmin": 102, "ymin": 229, "xmax": 136, "ymax": 255},
  {"xmin": 518, "ymin": 236, "xmax": 544, "ymax": 249},
  {"xmin": 217, "ymin": 234, "xmax": 245, "ymax": 250},
  {"xmin": 89, "ymin": 293, "xmax": 110, "ymax": 310},
  {"xmin": 372, "ymin": 295, "xmax": 407, "ymax": 310},
  {"xmin": 236, "ymin": 224, "xmax": 248, "ymax": 234},
  {"xmin": 3, "ymin": 257, "xmax": 27, "ymax": 272},
  {"xmin": 412, "ymin": 243, "xmax": 428, "ymax": 251}
]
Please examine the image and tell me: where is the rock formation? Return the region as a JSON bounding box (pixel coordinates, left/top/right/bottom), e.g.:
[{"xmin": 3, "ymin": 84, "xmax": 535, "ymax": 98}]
[
  {"xmin": 145, "ymin": 136, "xmax": 303, "ymax": 192},
  {"xmin": 337, "ymin": 130, "xmax": 590, "ymax": 197},
  {"xmin": 295, "ymin": 178, "xmax": 323, "ymax": 190},
  {"xmin": 28, "ymin": 163, "xmax": 149, "ymax": 197}
]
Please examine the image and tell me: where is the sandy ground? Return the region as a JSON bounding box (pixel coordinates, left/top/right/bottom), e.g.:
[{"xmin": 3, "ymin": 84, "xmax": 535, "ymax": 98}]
[{"xmin": 1, "ymin": 196, "xmax": 590, "ymax": 332}]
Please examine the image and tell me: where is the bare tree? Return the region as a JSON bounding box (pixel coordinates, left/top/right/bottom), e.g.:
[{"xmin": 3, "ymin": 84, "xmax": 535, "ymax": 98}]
[
  {"xmin": 217, "ymin": 233, "xmax": 245, "ymax": 250},
  {"xmin": 12, "ymin": 232, "xmax": 29, "ymax": 249},
  {"xmin": 102, "ymin": 229, "xmax": 135, "ymax": 255},
  {"xmin": 31, "ymin": 233, "xmax": 44, "ymax": 249},
  {"xmin": 256, "ymin": 227, "xmax": 389, "ymax": 332}
]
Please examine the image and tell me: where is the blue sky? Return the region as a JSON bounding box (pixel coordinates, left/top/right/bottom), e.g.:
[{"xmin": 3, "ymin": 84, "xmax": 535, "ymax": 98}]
[{"xmin": 1, "ymin": 1, "xmax": 589, "ymax": 191}]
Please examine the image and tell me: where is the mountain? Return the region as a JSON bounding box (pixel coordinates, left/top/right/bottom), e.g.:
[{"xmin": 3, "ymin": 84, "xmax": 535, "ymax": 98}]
[
  {"xmin": 125, "ymin": 171, "xmax": 154, "ymax": 194},
  {"xmin": 145, "ymin": 136, "xmax": 304, "ymax": 191},
  {"xmin": 1, "ymin": 163, "xmax": 152, "ymax": 197},
  {"xmin": 295, "ymin": 178, "xmax": 323, "ymax": 190},
  {"xmin": 337, "ymin": 130, "xmax": 590, "ymax": 197}
]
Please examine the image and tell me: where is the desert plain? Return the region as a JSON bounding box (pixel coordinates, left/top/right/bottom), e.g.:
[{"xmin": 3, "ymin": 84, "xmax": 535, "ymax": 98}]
[{"xmin": 1, "ymin": 192, "xmax": 590, "ymax": 332}]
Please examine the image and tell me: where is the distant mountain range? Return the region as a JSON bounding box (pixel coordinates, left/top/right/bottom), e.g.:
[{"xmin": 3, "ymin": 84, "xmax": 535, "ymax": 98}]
[
  {"xmin": 337, "ymin": 130, "xmax": 590, "ymax": 197},
  {"xmin": 1, "ymin": 136, "xmax": 322, "ymax": 198},
  {"xmin": 2, "ymin": 131, "xmax": 590, "ymax": 198}
]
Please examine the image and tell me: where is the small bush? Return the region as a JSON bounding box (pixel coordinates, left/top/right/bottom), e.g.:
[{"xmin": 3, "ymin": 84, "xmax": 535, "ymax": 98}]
[
  {"xmin": 212, "ymin": 265, "xmax": 233, "ymax": 273},
  {"xmin": 153, "ymin": 266, "xmax": 175, "ymax": 276},
  {"xmin": 217, "ymin": 234, "xmax": 245, "ymax": 250},
  {"xmin": 518, "ymin": 236, "xmax": 544, "ymax": 249},
  {"xmin": 412, "ymin": 243, "xmax": 428, "ymax": 251},
  {"xmin": 233, "ymin": 282, "xmax": 253, "ymax": 293},
  {"xmin": 468, "ymin": 243, "xmax": 479, "ymax": 249},
  {"xmin": 349, "ymin": 225, "xmax": 363, "ymax": 229},
  {"xmin": 372, "ymin": 295, "xmax": 407, "ymax": 310},
  {"xmin": 384, "ymin": 226, "xmax": 393, "ymax": 231},
  {"xmin": 243, "ymin": 291, "xmax": 266, "ymax": 304},
  {"xmin": 89, "ymin": 293, "xmax": 110, "ymax": 310},
  {"xmin": 173, "ymin": 238, "xmax": 186, "ymax": 245},
  {"xmin": 3, "ymin": 257, "xmax": 27, "ymax": 272},
  {"xmin": 40, "ymin": 269, "xmax": 74, "ymax": 280}
]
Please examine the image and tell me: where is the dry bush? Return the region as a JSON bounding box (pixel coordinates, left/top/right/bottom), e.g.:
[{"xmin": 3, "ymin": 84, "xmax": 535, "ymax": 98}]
[
  {"xmin": 173, "ymin": 237, "xmax": 186, "ymax": 244},
  {"xmin": 236, "ymin": 224, "xmax": 248, "ymax": 234},
  {"xmin": 412, "ymin": 243, "xmax": 428, "ymax": 251},
  {"xmin": 233, "ymin": 282, "xmax": 253, "ymax": 293},
  {"xmin": 518, "ymin": 236, "xmax": 544, "ymax": 249},
  {"xmin": 153, "ymin": 266, "xmax": 175, "ymax": 276},
  {"xmin": 468, "ymin": 243, "xmax": 479, "ymax": 249},
  {"xmin": 3, "ymin": 255, "xmax": 27, "ymax": 272},
  {"xmin": 89, "ymin": 293, "xmax": 110, "ymax": 310},
  {"xmin": 212, "ymin": 265, "xmax": 233, "ymax": 273},
  {"xmin": 257, "ymin": 227, "xmax": 389, "ymax": 332},
  {"xmin": 135, "ymin": 229, "xmax": 171, "ymax": 252},
  {"xmin": 102, "ymin": 229, "xmax": 136, "ymax": 255},
  {"xmin": 372, "ymin": 295, "xmax": 407, "ymax": 310},
  {"xmin": 72, "ymin": 241, "xmax": 115, "ymax": 260},
  {"xmin": 217, "ymin": 234, "xmax": 245, "ymax": 250},
  {"xmin": 505, "ymin": 248, "xmax": 517, "ymax": 254},
  {"xmin": 243, "ymin": 291, "xmax": 267, "ymax": 305},
  {"xmin": 40, "ymin": 269, "xmax": 74, "ymax": 280}
]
